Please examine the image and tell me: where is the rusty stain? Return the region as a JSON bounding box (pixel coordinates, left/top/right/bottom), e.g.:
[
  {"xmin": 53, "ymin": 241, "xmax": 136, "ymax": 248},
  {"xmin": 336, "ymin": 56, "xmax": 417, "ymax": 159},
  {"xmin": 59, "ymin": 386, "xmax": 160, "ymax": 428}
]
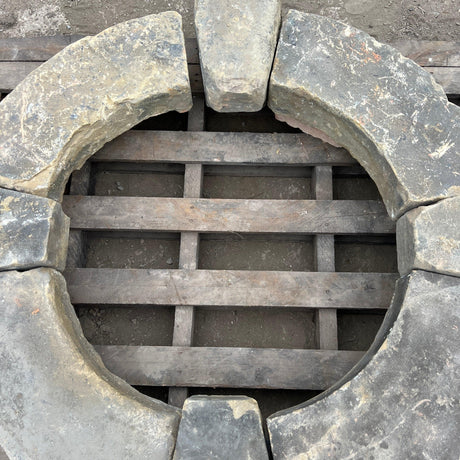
[{"xmin": 31, "ymin": 308, "xmax": 40, "ymax": 315}]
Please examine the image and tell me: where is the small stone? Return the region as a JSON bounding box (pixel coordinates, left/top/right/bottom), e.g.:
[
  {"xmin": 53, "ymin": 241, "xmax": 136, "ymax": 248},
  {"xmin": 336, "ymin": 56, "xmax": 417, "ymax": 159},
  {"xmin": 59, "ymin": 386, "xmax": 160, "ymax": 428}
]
[
  {"xmin": 397, "ymin": 197, "xmax": 460, "ymax": 277},
  {"xmin": 268, "ymin": 270, "xmax": 460, "ymax": 459},
  {"xmin": 0, "ymin": 187, "xmax": 69, "ymax": 271},
  {"xmin": 0, "ymin": 268, "xmax": 180, "ymax": 459},
  {"xmin": 166, "ymin": 257, "xmax": 174, "ymax": 265},
  {"xmin": 174, "ymin": 395, "xmax": 269, "ymax": 459},
  {"xmin": 195, "ymin": 0, "xmax": 281, "ymax": 112},
  {"xmin": 0, "ymin": 12, "xmax": 192, "ymax": 201},
  {"xmin": 269, "ymin": 10, "xmax": 460, "ymax": 219}
]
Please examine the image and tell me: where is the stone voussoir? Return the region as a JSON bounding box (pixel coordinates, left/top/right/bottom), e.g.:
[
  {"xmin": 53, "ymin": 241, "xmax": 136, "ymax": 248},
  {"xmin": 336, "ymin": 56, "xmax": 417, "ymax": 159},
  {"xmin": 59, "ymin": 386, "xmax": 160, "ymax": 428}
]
[
  {"xmin": 0, "ymin": 11, "xmax": 192, "ymax": 201},
  {"xmin": 195, "ymin": 0, "xmax": 281, "ymax": 112},
  {"xmin": 268, "ymin": 10, "xmax": 460, "ymax": 219},
  {"xmin": 397, "ymin": 196, "xmax": 460, "ymax": 277},
  {"xmin": 0, "ymin": 187, "xmax": 69, "ymax": 271},
  {"xmin": 173, "ymin": 395, "xmax": 269, "ymax": 459},
  {"xmin": 0, "ymin": 268, "xmax": 180, "ymax": 459},
  {"xmin": 268, "ymin": 270, "xmax": 460, "ymax": 459}
]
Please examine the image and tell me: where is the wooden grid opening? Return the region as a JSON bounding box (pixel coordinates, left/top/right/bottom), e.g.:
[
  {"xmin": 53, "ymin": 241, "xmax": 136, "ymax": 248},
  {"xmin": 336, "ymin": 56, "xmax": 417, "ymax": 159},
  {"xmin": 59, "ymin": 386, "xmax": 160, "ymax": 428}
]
[{"xmin": 63, "ymin": 93, "xmax": 398, "ymax": 415}]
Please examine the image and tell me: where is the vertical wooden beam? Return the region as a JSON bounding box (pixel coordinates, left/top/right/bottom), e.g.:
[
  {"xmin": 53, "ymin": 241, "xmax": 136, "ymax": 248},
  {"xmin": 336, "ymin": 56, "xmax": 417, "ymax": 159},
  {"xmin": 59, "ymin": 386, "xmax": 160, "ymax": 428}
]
[
  {"xmin": 168, "ymin": 95, "xmax": 205, "ymax": 407},
  {"xmin": 312, "ymin": 166, "xmax": 338, "ymax": 350},
  {"xmin": 66, "ymin": 162, "xmax": 92, "ymax": 268}
]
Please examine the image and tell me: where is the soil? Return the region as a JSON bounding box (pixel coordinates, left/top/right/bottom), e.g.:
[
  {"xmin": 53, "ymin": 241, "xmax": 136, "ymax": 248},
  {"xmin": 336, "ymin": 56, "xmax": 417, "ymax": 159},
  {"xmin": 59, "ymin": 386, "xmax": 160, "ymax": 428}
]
[{"xmin": 0, "ymin": 0, "xmax": 459, "ymax": 42}]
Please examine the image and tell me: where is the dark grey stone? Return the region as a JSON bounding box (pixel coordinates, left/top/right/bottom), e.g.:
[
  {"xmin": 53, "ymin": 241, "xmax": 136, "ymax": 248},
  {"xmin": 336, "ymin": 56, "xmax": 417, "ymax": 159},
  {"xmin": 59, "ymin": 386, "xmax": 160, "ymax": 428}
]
[
  {"xmin": 269, "ymin": 10, "xmax": 460, "ymax": 219},
  {"xmin": 268, "ymin": 270, "xmax": 460, "ymax": 459},
  {"xmin": 0, "ymin": 12, "xmax": 192, "ymax": 201},
  {"xmin": 0, "ymin": 187, "xmax": 69, "ymax": 271},
  {"xmin": 174, "ymin": 395, "xmax": 269, "ymax": 459},
  {"xmin": 195, "ymin": 0, "xmax": 281, "ymax": 112},
  {"xmin": 0, "ymin": 268, "xmax": 180, "ymax": 459},
  {"xmin": 397, "ymin": 197, "xmax": 460, "ymax": 277}
]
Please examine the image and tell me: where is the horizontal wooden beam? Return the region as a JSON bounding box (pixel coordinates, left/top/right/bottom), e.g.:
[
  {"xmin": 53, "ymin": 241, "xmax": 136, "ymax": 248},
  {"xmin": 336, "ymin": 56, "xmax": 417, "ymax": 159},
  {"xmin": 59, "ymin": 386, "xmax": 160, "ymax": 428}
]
[
  {"xmin": 62, "ymin": 196, "xmax": 395, "ymax": 234},
  {"xmin": 94, "ymin": 345, "xmax": 365, "ymax": 390},
  {"xmin": 92, "ymin": 130, "xmax": 354, "ymax": 165},
  {"xmin": 65, "ymin": 268, "xmax": 397, "ymax": 309}
]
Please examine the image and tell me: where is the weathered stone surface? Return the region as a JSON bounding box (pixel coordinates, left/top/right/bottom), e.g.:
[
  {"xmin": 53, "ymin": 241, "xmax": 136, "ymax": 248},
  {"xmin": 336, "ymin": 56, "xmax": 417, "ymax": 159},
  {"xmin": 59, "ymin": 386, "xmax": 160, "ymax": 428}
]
[
  {"xmin": 195, "ymin": 0, "xmax": 280, "ymax": 112},
  {"xmin": 268, "ymin": 270, "xmax": 460, "ymax": 459},
  {"xmin": 0, "ymin": 268, "xmax": 180, "ymax": 459},
  {"xmin": 174, "ymin": 395, "xmax": 268, "ymax": 459},
  {"xmin": 0, "ymin": 12, "xmax": 192, "ymax": 201},
  {"xmin": 0, "ymin": 188, "xmax": 69, "ymax": 271},
  {"xmin": 397, "ymin": 197, "xmax": 460, "ymax": 277},
  {"xmin": 269, "ymin": 10, "xmax": 460, "ymax": 219}
]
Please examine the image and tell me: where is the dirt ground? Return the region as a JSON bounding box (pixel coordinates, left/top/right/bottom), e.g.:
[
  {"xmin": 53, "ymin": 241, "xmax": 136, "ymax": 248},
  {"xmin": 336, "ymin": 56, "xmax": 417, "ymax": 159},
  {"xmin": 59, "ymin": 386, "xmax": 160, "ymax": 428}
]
[{"xmin": 0, "ymin": 0, "xmax": 459, "ymax": 42}]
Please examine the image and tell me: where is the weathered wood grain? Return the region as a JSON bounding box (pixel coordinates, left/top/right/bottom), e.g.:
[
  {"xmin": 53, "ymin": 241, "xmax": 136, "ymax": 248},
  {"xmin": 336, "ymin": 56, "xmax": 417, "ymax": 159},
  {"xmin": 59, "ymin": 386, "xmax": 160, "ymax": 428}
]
[
  {"xmin": 66, "ymin": 162, "xmax": 92, "ymax": 269},
  {"xmin": 312, "ymin": 165, "xmax": 338, "ymax": 350},
  {"xmin": 92, "ymin": 130, "xmax": 354, "ymax": 165},
  {"xmin": 392, "ymin": 40, "xmax": 460, "ymax": 66},
  {"xmin": 94, "ymin": 345, "xmax": 365, "ymax": 390},
  {"xmin": 62, "ymin": 196, "xmax": 395, "ymax": 234},
  {"xmin": 64, "ymin": 268, "xmax": 397, "ymax": 309}
]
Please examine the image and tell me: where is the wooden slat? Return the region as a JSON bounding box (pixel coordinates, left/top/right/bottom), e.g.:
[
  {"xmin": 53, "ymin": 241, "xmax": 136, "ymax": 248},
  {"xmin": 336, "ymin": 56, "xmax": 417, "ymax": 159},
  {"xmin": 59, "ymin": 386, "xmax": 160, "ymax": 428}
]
[
  {"xmin": 94, "ymin": 345, "xmax": 365, "ymax": 390},
  {"xmin": 93, "ymin": 130, "xmax": 354, "ymax": 165},
  {"xmin": 312, "ymin": 166, "xmax": 338, "ymax": 350},
  {"xmin": 169, "ymin": 96, "xmax": 205, "ymax": 407},
  {"xmin": 392, "ymin": 40, "xmax": 460, "ymax": 66},
  {"xmin": 65, "ymin": 268, "xmax": 397, "ymax": 309},
  {"xmin": 62, "ymin": 196, "xmax": 395, "ymax": 234},
  {"xmin": 425, "ymin": 67, "xmax": 460, "ymax": 95},
  {"xmin": 66, "ymin": 162, "xmax": 92, "ymax": 268}
]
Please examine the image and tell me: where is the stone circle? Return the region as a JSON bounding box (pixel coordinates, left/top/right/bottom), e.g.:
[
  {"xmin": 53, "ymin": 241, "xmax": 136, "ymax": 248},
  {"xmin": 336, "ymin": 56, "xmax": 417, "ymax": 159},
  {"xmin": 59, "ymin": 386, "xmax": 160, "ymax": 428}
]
[{"xmin": 0, "ymin": 7, "xmax": 458, "ymax": 460}]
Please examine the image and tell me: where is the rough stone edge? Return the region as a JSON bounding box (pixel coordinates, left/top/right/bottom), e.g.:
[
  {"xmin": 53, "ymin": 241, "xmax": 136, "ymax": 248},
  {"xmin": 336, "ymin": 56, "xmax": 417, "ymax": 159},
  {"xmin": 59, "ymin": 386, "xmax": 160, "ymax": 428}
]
[
  {"xmin": 0, "ymin": 11, "xmax": 193, "ymax": 202},
  {"xmin": 194, "ymin": 0, "xmax": 281, "ymax": 113},
  {"xmin": 0, "ymin": 186, "xmax": 70, "ymax": 272},
  {"xmin": 0, "ymin": 13, "xmax": 190, "ymax": 459},
  {"xmin": 265, "ymin": 12, "xmax": 460, "ymax": 454},
  {"xmin": 0, "ymin": 268, "xmax": 181, "ymax": 459},
  {"xmin": 268, "ymin": 10, "xmax": 460, "ymax": 220},
  {"xmin": 397, "ymin": 196, "xmax": 460, "ymax": 278}
]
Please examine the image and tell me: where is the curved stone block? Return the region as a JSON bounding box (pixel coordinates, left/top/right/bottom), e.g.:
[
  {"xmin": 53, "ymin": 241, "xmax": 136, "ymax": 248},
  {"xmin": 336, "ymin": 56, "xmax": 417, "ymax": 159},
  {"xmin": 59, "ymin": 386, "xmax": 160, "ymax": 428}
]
[
  {"xmin": 269, "ymin": 10, "xmax": 460, "ymax": 219},
  {"xmin": 0, "ymin": 188, "xmax": 69, "ymax": 271},
  {"xmin": 195, "ymin": 0, "xmax": 281, "ymax": 112},
  {"xmin": 397, "ymin": 197, "xmax": 460, "ymax": 277},
  {"xmin": 174, "ymin": 396, "xmax": 268, "ymax": 459},
  {"xmin": 268, "ymin": 270, "xmax": 460, "ymax": 459},
  {"xmin": 0, "ymin": 12, "xmax": 192, "ymax": 201},
  {"xmin": 0, "ymin": 268, "xmax": 180, "ymax": 459}
]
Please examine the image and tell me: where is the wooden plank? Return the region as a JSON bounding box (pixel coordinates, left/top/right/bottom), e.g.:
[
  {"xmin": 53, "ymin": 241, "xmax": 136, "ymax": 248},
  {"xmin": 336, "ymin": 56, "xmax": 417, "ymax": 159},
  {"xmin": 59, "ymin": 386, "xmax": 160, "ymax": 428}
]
[
  {"xmin": 312, "ymin": 166, "xmax": 338, "ymax": 350},
  {"xmin": 93, "ymin": 130, "xmax": 354, "ymax": 165},
  {"xmin": 62, "ymin": 196, "xmax": 395, "ymax": 234},
  {"xmin": 0, "ymin": 61, "xmax": 39, "ymax": 91},
  {"xmin": 0, "ymin": 36, "xmax": 71, "ymax": 61},
  {"xmin": 66, "ymin": 162, "xmax": 92, "ymax": 268},
  {"xmin": 64, "ymin": 268, "xmax": 397, "ymax": 309},
  {"xmin": 169, "ymin": 96, "xmax": 205, "ymax": 407},
  {"xmin": 392, "ymin": 40, "xmax": 460, "ymax": 66},
  {"xmin": 94, "ymin": 345, "xmax": 365, "ymax": 390},
  {"xmin": 425, "ymin": 67, "xmax": 460, "ymax": 95}
]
